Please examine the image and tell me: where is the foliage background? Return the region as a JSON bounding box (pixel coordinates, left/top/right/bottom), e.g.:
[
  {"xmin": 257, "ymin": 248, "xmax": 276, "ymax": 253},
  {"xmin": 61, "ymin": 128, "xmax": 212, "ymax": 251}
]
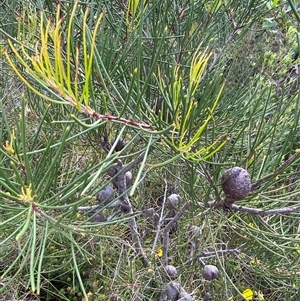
[{"xmin": 0, "ymin": 0, "xmax": 300, "ymax": 300}]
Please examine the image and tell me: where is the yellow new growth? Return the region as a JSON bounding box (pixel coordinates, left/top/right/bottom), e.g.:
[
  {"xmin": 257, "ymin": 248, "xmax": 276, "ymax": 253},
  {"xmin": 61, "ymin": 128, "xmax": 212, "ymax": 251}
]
[
  {"xmin": 126, "ymin": 0, "xmax": 145, "ymax": 25},
  {"xmin": 3, "ymin": 129, "xmax": 16, "ymax": 156},
  {"xmin": 18, "ymin": 184, "xmax": 35, "ymax": 204},
  {"xmin": 172, "ymin": 65, "xmax": 183, "ymax": 129},
  {"xmin": 167, "ymin": 47, "xmax": 226, "ymax": 162},
  {"xmin": 189, "ymin": 46, "xmax": 211, "ymax": 97},
  {"xmin": 4, "ymin": 1, "xmax": 104, "ymax": 110},
  {"xmin": 128, "ymin": 0, "xmax": 141, "ymax": 18}
]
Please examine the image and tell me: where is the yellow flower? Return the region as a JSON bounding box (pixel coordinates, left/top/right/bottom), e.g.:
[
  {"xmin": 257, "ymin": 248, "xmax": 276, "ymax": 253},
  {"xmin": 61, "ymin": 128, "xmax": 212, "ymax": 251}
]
[
  {"xmin": 156, "ymin": 248, "xmax": 163, "ymax": 258},
  {"xmin": 242, "ymin": 288, "xmax": 253, "ymax": 300},
  {"xmin": 248, "ymin": 222, "xmax": 254, "ymax": 228},
  {"xmin": 250, "ymin": 257, "xmax": 260, "ymax": 265}
]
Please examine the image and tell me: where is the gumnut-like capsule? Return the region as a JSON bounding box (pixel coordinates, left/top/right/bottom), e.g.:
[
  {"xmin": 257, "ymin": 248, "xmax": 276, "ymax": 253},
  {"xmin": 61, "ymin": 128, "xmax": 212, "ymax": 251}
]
[
  {"xmin": 96, "ymin": 185, "xmax": 115, "ymax": 205},
  {"xmin": 164, "ymin": 265, "xmax": 178, "ymax": 279},
  {"xmin": 111, "ymin": 138, "xmax": 125, "ymax": 152},
  {"xmin": 142, "ymin": 208, "xmax": 155, "ymax": 218},
  {"xmin": 202, "ymin": 265, "xmax": 219, "ymax": 281},
  {"xmin": 221, "ymin": 167, "xmax": 251, "ymax": 204},
  {"xmin": 165, "ymin": 281, "xmax": 180, "ymax": 301},
  {"xmin": 107, "ymin": 165, "xmax": 117, "ymax": 178},
  {"xmin": 91, "ymin": 213, "xmax": 106, "ymax": 222},
  {"xmin": 167, "ymin": 194, "xmax": 181, "ymax": 210},
  {"xmin": 125, "ymin": 171, "xmax": 132, "ymax": 188}
]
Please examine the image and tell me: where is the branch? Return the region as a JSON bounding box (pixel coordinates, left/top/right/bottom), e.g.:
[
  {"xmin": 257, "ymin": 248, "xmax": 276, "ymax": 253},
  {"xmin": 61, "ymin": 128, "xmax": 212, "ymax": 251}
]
[
  {"xmin": 207, "ymin": 199, "xmax": 299, "ymax": 216},
  {"xmin": 77, "ymin": 200, "xmax": 122, "ymax": 212},
  {"xmin": 77, "ymin": 204, "xmax": 99, "ymax": 211},
  {"xmin": 184, "ymin": 244, "xmax": 244, "ymax": 265},
  {"xmin": 152, "ymin": 179, "xmax": 169, "ymax": 254},
  {"xmin": 162, "ymin": 202, "xmax": 190, "ymax": 265},
  {"xmin": 115, "ymin": 160, "xmax": 151, "ymax": 267},
  {"xmin": 198, "ymin": 245, "xmax": 243, "ymax": 259},
  {"xmin": 122, "ymin": 152, "xmax": 147, "ymax": 173},
  {"xmin": 231, "ymin": 204, "xmax": 298, "ymax": 216}
]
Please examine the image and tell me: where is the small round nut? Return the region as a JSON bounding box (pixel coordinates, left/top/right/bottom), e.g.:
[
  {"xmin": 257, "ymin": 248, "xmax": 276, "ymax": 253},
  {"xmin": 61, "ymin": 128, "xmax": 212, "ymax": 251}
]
[
  {"xmin": 107, "ymin": 165, "xmax": 117, "ymax": 178},
  {"xmin": 96, "ymin": 185, "xmax": 115, "ymax": 205},
  {"xmin": 125, "ymin": 171, "xmax": 133, "ymax": 188},
  {"xmin": 91, "ymin": 213, "xmax": 106, "ymax": 222},
  {"xmin": 111, "ymin": 138, "xmax": 125, "ymax": 152},
  {"xmin": 203, "ymin": 292, "xmax": 210, "ymax": 301},
  {"xmin": 221, "ymin": 167, "xmax": 251, "ymax": 203},
  {"xmin": 164, "ymin": 265, "xmax": 178, "ymax": 279},
  {"xmin": 167, "ymin": 194, "xmax": 181, "ymax": 209},
  {"xmin": 165, "ymin": 281, "xmax": 180, "ymax": 301},
  {"xmin": 203, "ymin": 264, "xmax": 219, "ymax": 281}
]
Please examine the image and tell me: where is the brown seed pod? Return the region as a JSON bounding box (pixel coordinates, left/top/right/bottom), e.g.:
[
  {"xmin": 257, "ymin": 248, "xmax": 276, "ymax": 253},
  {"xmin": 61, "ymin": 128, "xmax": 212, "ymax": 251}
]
[
  {"xmin": 221, "ymin": 167, "xmax": 251, "ymax": 204},
  {"xmin": 202, "ymin": 265, "xmax": 219, "ymax": 281},
  {"xmin": 167, "ymin": 194, "xmax": 181, "ymax": 210},
  {"xmin": 164, "ymin": 265, "xmax": 178, "ymax": 279},
  {"xmin": 125, "ymin": 171, "xmax": 133, "ymax": 188},
  {"xmin": 96, "ymin": 185, "xmax": 115, "ymax": 205},
  {"xmin": 91, "ymin": 213, "xmax": 106, "ymax": 222},
  {"xmin": 165, "ymin": 281, "xmax": 180, "ymax": 301},
  {"xmin": 111, "ymin": 138, "xmax": 125, "ymax": 152}
]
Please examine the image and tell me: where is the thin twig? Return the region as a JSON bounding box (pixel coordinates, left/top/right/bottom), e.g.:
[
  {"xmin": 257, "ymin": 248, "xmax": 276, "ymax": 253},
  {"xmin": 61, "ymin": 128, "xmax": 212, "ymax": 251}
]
[
  {"xmin": 185, "ymin": 224, "xmax": 204, "ymax": 265},
  {"xmin": 152, "ymin": 179, "xmax": 169, "ymax": 254},
  {"xmin": 231, "ymin": 204, "xmax": 298, "ymax": 216},
  {"xmin": 77, "ymin": 204, "xmax": 99, "ymax": 211},
  {"xmin": 251, "ymin": 151, "xmax": 300, "ymax": 190},
  {"xmin": 205, "ymin": 9, "xmax": 252, "ymax": 76},
  {"xmin": 198, "ymin": 245, "xmax": 244, "ymax": 259},
  {"xmin": 184, "ymin": 244, "xmax": 244, "ymax": 265},
  {"xmin": 162, "ymin": 202, "xmax": 190, "ymax": 266},
  {"xmin": 98, "ymin": 137, "xmax": 151, "ymax": 266},
  {"xmin": 203, "ymin": 31, "xmax": 237, "ymax": 78},
  {"xmin": 206, "ymin": 199, "xmax": 299, "ymax": 216},
  {"xmin": 78, "ymin": 104, "xmax": 157, "ymax": 131},
  {"xmin": 77, "ymin": 200, "xmax": 122, "ymax": 211},
  {"xmin": 257, "ymin": 215, "xmax": 277, "ymax": 233},
  {"xmin": 115, "ymin": 160, "xmax": 151, "ymax": 267},
  {"xmin": 122, "ymin": 151, "xmax": 147, "ymax": 173},
  {"xmin": 198, "ymin": 162, "xmax": 221, "ymax": 201}
]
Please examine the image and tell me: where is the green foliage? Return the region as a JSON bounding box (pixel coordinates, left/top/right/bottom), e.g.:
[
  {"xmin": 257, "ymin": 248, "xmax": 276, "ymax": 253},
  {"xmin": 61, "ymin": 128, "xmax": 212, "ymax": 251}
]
[{"xmin": 0, "ymin": 0, "xmax": 300, "ymax": 300}]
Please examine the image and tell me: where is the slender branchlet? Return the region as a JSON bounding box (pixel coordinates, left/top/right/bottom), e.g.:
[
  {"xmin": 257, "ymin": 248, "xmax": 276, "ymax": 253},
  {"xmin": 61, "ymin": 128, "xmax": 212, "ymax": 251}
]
[{"xmin": 162, "ymin": 202, "xmax": 190, "ymax": 265}]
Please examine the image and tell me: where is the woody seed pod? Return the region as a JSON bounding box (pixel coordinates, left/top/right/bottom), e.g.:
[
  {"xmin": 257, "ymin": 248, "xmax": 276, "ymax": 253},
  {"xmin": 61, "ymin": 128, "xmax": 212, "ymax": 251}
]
[
  {"xmin": 221, "ymin": 167, "xmax": 251, "ymax": 204},
  {"xmin": 164, "ymin": 265, "xmax": 178, "ymax": 279},
  {"xmin": 125, "ymin": 171, "xmax": 132, "ymax": 188},
  {"xmin": 111, "ymin": 138, "xmax": 125, "ymax": 152},
  {"xmin": 202, "ymin": 265, "xmax": 219, "ymax": 281},
  {"xmin": 96, "ymin": 185, "xmax": 115, "ymax": 205},
  {"xmin": 165, "ymin": 281, "xmax": 180, "ymax": 301},
  {"xmin": 167, "ymin": 194, "xmax": 181, "ymax": 209}
]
